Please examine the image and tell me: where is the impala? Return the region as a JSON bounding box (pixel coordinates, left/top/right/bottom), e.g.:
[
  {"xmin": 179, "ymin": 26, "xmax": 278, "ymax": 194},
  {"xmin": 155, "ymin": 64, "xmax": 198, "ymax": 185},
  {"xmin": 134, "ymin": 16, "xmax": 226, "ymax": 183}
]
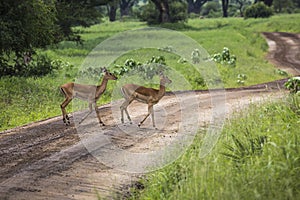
[
  {"xmin": 120, "ymin": 72, "xmax": 172, "ymax": 128},
  {"xmin": 60, "ymin": 67, "xmax": 117, "ymax": 126}
]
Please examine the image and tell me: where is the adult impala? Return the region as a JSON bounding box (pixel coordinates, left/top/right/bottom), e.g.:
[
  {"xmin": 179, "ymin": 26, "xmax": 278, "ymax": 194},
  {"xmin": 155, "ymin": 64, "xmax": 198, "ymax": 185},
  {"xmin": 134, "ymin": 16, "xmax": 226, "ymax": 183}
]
[
  {"xmin": 60, "ymin": 67, "xmax": 117, "ymax": 126},
  {"xmin": 120, "ymin": 72, "xmax": 172, "ymax": 128}
]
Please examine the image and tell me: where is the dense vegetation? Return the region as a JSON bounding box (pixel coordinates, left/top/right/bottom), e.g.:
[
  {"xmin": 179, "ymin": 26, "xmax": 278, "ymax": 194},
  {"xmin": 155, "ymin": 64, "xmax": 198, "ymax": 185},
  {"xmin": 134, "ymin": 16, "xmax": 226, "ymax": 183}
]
[
  {"xmin": 128, "ymin": 94, "xmax": 300, "ymax": 199},
  {"xmin": 0, "ymin": 0, "xmax": 103, "ymax": 76}
]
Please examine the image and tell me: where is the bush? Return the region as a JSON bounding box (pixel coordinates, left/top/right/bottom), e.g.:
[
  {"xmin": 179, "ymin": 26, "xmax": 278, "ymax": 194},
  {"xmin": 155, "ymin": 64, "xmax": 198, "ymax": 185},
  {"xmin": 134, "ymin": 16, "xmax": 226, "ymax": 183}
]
[
  {"xmin": 285, "ymin": 77, "xmax": 300, "ymax": 94},
  {"xmin": 111, "ymin": 56, "xmax": 167, "ymax": 80},
  {"xmin": 244, "ymin": 2, "xmax": 273, "ymax": 19},
  {"xmin": 212, "ymin": 47, "xmax": 237, "ymax": 67},
  {"xmin": 169, "ymin": 1, "xmax": 188, "ymax": 23},
  {"xmin": 0, "ymin": 54, "xmax": 58, "ymax": 77},
  {"xmin": 201, "ymin": 1, "xmax": 220, "ymax": 17}
]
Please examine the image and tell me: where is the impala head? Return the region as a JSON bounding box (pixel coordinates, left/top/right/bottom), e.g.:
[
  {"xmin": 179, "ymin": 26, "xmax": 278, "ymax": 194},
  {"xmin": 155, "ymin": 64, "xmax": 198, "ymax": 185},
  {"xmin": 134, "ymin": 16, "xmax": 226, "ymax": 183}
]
[
  {"xmin": 159, "ymin": 72, "xmax": 172, "ymax": 85},
  {"xmin": 102, "ymin": 67, "xmax": 117, "ymax": 80}
]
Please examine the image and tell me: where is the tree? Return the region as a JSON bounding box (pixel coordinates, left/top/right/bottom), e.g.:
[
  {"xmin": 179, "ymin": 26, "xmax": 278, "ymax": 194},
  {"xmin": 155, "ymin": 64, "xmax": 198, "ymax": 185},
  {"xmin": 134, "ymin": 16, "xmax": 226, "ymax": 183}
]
[
  {"xmin": 273, "ymin": 0, "xmax": 294, "ymax": 13},
  {"xmin": 107, "ymin": 0, "xmax": 119, "ymax": 21},
  {"xmin": 150, "ymin": 0, "xmax": 171, "ymax": 23},
  {"xmin": 292, "ymin": 0, "xmax": 300, "ymax": 8},
  {"xmin": 254, "ymin": 0, "xmax": 273, "ymax": 6},
  {"xmin": 56, "ymin": 0, "xmax": 103, "ymax": 36},
  {"xmin": 233, "ymin": 0, "xmax": 252, "ymax": 16},
  {"xmin": 187, "ymin": 0, "xmax": 208, "ymax": 14},
  {"xmin": 139, "ymin": 0, "xmax": 187, "ymax": 24},
  {"xmin": 0, "ymin": 0, "xmax": 104, "ymax": 76},
  {"xmin": 201, "ymin": 1, "xmax": 220, "ymax": 17},
  {"xmin": 0, "ymin": 0, "xmax": 58, "ymax": 75},
  {"xmin": 120, "ymin": 0, "xmax": 138, "ymax": 16},
  {"xmin": 221, "ymin": 0, "xmax": 229, "ymax": 17}
]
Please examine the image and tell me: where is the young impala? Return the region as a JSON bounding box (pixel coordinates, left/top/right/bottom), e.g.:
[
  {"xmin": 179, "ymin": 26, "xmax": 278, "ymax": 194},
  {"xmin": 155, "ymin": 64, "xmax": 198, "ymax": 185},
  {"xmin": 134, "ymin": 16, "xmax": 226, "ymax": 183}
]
[
  {"xmin": 120, "ymin": 72, "xmax": 172, "ymax": 128},
  {"xmin": 60, "ymin": 67, "xmax": 117, "ymax": 126}
]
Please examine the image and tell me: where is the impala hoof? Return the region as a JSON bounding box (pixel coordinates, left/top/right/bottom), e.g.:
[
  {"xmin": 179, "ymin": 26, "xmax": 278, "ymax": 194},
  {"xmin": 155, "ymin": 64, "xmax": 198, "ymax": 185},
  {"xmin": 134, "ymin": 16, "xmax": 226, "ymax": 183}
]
[{"xmin": 63, "ymin": 118, "xmax": 70, "ymax": 126}]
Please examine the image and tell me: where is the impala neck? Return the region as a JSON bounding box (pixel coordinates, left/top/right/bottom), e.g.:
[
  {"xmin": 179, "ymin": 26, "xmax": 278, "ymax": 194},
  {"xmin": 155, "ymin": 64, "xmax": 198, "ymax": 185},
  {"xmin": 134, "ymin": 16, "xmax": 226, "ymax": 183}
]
[
  {"xmin": 96, "ymin": 77, "xmax": 109, "ymax": 97},
  {"xmin": 157, "ymin": 80, "xmax": 166, "ymax": 99}
]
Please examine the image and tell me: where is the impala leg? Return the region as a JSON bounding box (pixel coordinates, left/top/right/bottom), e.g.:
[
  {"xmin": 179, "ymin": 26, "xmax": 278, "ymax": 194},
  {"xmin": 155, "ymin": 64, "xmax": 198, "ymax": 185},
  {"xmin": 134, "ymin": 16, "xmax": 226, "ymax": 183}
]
[
  {"xmin": 79, "ymin": 103, "xmax": 93, "ymax": 124},
  {"xmin": 61, "ymin": 97, "xmax": 72, "ymax": 125},
  {"xmin": 124, "ymin": 108, "xmax": 132, "ymax": 124},
  {"xmin": 120, "ymin": 103, "xmax": 125, "ymax": 124},
  {"xmin": 150, "ymin": 106, "xmax": 156, "ymax": 128},
  {"xmin": 120, "ymin": 98, "xmax": 133, "ymax": 124},
  {"xmin": 138, "ymin": 104, "xmax": 153, "ymax": 128},
  {"xmin": 94, "ymin": 103, "xmax": 105, "ymax": 126}
]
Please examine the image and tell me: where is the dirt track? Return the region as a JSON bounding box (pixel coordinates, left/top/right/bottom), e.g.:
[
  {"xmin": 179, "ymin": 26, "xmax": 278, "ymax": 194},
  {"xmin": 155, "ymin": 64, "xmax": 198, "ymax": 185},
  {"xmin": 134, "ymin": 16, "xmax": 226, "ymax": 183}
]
[{"xmin": 1, "ymin": 32, "xmax": 300, "ymax": 200}]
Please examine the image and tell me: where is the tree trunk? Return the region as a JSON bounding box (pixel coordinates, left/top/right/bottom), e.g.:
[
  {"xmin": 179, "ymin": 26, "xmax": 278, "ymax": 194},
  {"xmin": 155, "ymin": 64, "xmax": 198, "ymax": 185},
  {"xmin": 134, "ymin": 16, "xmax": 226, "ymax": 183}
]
[
  {"xmin": 151, "ymin": 0, "xmax": 171, "ymax": 23},
  {"xmin": 263, "ymin": 0, "xmax": 273, "ymax": 6},
  {"xmin": 107, "ymin": 4, "xmax": 117, "ymax": 22},
  {"xmin": 222, "ymin": 0, "xmax": 229, "ymax": 17},
  {"xmin": 236, "ymin": 0, "xmax": 244, "ymax": 17},
  {"xmin": 187, "ymin": 0, "xmax": 208, "ymax": 14},
  {"xmin": 120, "ymin": 0, "xmax": 135, "ymax": 17}
]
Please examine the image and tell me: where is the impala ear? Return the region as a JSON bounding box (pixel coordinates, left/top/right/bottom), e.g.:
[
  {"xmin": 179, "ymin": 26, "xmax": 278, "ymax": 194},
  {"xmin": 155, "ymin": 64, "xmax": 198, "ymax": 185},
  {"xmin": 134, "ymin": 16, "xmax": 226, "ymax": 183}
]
[
  {"xmin": 101, "ymin": 67, "xmax": 107, "ymax": 73},
  {"xmin": 159, "ymin": 71, "xmax": 164, "ymax": 76}
]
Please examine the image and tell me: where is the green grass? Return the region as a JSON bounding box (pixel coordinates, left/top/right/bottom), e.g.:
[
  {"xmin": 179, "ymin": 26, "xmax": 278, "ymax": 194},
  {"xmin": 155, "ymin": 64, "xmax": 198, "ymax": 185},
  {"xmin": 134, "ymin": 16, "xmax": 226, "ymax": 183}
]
[
  {"xmin": 1, "ymin": 14, "xmax": 300, "ymax": 131},
  {"xmin": 128, "ymin": 95, "xmax": 300, "ymax": 200},
  {"xmin": 0, "ymin": 76, "xmax": 64, "ymax": 129}
]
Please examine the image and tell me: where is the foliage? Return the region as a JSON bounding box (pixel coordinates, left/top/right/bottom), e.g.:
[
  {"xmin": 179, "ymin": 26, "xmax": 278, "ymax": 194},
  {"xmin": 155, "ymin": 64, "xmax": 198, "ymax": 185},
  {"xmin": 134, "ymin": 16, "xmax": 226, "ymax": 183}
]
[
  {"xmin": 169, "ymin": 1, "xmax": 188, "ymax": 23},
  {"xmin": 0, "ymin": 0, "xmax": 58, "ymax": 57},
  {"xmin": 111, "ymin": 56, "xmax": 167, "ymax": 79},
  {"xmin": 55, "ymin": 0, "xmax": 103, "ymax": 37},
  {"xmin": 212, "ymin": 47, "xmax": 236, "ymax": 67},
  {"xmin": 244, "ymin": 2, "xmax": 273, "ymax": 18},
  {"xmin": 201, "ymin": 1, "xmax": 221, "ymax": 17},
  {"xmin": 51, "ymin": 59, "xmax": 77, "ymax": 79},
  {"xmin": 0, "ymin": 0, "xmax": 103, "ymax": 77},
  {"xmin": 222, "ymin": 131, "xmax": 267, "ymax": 164},
  {"xmin": 236, "ymin": 73, "xmax": 247, "ymax": 85},
  {"xmin": 275, "ymin": 69, "xmax": 288, "ymax": 76},
  {"xmin": 138, "ymin": 0, "xmax": 188, "ymax": 24},
  {"xmin": 284, "ymin": 77, "xmax": 300, "ymax": 94},
  {"xmin": 0, "ymin": 54, "xmax": 58, "ymax": 77}
]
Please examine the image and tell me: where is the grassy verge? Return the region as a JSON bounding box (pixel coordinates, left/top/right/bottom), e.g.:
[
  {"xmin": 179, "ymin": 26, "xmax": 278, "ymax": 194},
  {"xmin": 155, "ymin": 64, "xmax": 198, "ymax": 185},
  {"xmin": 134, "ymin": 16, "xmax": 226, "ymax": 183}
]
[
  {"xmin": 1, "ymin": 14, "xmax": 300, "ymax": 131},
  {"xmin": 128, "ymin": 94, "xmax": 300, "ymax": 200}
]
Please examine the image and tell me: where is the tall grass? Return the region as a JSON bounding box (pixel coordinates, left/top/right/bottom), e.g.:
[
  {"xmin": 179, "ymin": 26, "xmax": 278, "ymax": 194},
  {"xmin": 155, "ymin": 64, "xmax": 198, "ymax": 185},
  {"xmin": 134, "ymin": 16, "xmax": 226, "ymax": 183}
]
[
  {"xmin": 0, "ymin": 76, "xmax": 64, "ymax": 129},
  {"xmin": 129, "ymin": 95, "xmax": 300, "ymax": 200}
]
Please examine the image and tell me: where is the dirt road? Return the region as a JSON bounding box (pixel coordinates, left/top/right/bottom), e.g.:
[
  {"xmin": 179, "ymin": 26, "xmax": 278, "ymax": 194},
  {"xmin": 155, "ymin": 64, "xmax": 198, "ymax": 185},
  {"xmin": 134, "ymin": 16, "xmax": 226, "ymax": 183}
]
[{"xmin": 0, "ymin": 32, "xmax": 299, "ymax": 200}]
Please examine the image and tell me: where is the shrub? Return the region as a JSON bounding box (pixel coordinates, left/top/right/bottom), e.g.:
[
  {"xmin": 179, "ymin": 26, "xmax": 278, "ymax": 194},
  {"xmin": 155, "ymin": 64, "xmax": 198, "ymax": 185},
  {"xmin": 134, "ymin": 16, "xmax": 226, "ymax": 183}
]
[
  {"xmin": 111, "ymin": 56, "xmax": 167, "ymax": 80},
  {"xmin": 191, "ymin": 49, "xmax": 201, "ymax": 64},
  {"xmin": 201, "ymin": 1, "xmax": 220, "ymax": 17},
  {"xmin": 169, "ymin": 1, "xmax": 188, "ymax": 23},
  {"xmin": 0, "ymin": 54, "xmax": 58, "ymax": 77},
  {"xmin": 244, "ymin": 2, "xmax": 273, "ymax": 19},
  {"xmin": 212, "ymin": 47, "xmax": 237, "ymax": 67},
  {"xmin": 285, "ymin": 77, "xmax": 300, "ymax": 94}
]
